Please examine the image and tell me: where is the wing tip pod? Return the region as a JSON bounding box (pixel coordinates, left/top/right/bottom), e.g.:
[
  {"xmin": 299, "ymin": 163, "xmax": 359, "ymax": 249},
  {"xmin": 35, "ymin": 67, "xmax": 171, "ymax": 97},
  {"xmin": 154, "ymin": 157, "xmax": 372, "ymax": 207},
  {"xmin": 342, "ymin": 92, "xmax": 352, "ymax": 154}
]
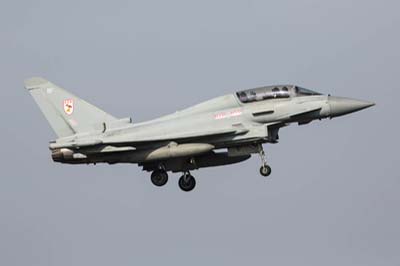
[{"xmin": 24, "ymin": 77, "xmax": 50, "ymax": 90}]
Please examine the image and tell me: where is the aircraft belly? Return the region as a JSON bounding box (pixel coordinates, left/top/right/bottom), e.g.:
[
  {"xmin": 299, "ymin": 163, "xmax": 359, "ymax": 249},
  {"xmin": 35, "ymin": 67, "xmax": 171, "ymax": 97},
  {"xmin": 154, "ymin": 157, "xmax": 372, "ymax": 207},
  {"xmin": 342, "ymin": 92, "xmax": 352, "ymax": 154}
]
[
  {"xmin": 205, "ymin": 124, "xmax": 269, "ymax": 148},
  {"xmin": 141, "ymin": 152, "xmax": 251, "ymax": 172},
  {"xmin": 54, "ymin": 143, "xmax": 215, "ymax": 164}
]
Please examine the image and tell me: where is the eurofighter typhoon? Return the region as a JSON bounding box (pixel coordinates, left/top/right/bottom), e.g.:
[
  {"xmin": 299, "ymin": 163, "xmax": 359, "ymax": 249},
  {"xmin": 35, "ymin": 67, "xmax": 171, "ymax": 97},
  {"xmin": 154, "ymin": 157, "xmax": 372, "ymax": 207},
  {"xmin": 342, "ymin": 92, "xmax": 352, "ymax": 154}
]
[{"xmin": 25, "ymin": 77, "xmax": 374, "ymax": 191}]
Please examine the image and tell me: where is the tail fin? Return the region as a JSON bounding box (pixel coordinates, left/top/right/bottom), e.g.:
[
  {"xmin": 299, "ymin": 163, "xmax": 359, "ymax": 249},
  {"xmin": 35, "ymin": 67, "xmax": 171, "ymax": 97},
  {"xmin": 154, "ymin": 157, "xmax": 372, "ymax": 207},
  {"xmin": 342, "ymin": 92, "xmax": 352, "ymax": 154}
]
[{"xmin": 25, "ymin": 77, "xmax": 117, "ymax": 138}]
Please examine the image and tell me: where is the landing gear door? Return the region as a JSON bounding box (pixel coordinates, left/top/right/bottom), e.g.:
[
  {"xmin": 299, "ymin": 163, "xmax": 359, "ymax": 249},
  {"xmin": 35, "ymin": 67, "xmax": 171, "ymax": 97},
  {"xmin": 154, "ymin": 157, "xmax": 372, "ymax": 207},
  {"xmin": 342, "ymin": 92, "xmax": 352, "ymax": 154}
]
[
  {"xmin": 267, "ymin": 126, "xmax": 280, "ymax": 143},
  {"xmin": 228, "ymin": 145, "xmax": 259, "ymax": 157}
]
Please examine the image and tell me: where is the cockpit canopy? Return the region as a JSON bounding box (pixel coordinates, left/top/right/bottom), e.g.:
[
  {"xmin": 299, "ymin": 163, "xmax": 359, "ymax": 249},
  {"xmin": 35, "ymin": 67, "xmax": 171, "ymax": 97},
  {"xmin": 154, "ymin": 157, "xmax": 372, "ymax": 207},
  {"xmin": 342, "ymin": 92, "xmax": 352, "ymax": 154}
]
[
  {"xmin": 295, "ymin": 86, "xmax": 322, "ymax": 96},
  {"xmin": 236, "ymin": 85, "xmax": 321, "ymax": 104}
]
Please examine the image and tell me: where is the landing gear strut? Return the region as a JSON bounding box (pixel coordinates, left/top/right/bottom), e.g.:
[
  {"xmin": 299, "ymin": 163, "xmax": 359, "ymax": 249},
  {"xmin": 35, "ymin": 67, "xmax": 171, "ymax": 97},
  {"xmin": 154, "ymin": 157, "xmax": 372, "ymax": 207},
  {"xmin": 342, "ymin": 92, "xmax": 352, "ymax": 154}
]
[
  {"xmin": 151, "ymin": 169, "xmax": 168, "ymax": 187},
  {"xmin": 178, "ymin": 171, "xmax": 196, "ymax": 192},
  {"xmin": 258, "ymin": 144, "xmax": 272, "ymax": 177}
]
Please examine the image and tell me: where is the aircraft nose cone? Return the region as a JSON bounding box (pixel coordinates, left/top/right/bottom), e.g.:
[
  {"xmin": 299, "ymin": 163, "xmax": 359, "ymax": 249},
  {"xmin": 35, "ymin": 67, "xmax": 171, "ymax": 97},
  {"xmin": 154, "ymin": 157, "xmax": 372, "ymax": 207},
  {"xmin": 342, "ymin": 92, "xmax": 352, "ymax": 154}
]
[{"xmin": 329, "ymin": 96, "xmax": 375, "ymax": 118}]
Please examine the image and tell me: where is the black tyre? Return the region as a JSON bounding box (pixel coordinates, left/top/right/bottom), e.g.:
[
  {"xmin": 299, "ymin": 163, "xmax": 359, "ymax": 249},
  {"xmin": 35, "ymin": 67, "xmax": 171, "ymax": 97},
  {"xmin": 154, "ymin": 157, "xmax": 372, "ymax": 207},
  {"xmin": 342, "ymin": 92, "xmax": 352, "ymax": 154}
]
[
  {"xmin": 178, "ymin": 175, "xmax": 196, "ymax": 192},
  {"xmin": 151, "ymin": 170, "xmax": 168, "ymax": 187},
  {"xmin": 259, "ymin": 165, "xmax": 272, "ymax": 177}
]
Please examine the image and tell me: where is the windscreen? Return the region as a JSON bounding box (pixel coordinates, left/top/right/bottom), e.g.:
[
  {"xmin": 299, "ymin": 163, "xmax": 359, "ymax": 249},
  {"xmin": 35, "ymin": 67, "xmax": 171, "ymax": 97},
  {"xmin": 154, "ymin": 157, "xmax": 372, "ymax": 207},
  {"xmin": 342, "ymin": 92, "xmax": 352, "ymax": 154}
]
[{"xmin": 295, "ymin": 86, "xmax": 321, "ymax": 96}]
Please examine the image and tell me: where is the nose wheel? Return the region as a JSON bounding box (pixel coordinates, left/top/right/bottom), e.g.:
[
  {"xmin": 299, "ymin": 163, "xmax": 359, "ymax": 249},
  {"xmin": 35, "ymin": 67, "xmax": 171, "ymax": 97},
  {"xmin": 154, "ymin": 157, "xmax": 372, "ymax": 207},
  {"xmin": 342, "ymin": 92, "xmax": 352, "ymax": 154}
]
[
  {"xmin": 260, "ymin": 165, "xmax": 272, "ymax": 177},
  {"xmin": 178, "ymin": 172, "xmax": 196, "ymax": 192},
  {"xmin": 258, "ymin": 144, "xmax": 272, "ymax": 177}
]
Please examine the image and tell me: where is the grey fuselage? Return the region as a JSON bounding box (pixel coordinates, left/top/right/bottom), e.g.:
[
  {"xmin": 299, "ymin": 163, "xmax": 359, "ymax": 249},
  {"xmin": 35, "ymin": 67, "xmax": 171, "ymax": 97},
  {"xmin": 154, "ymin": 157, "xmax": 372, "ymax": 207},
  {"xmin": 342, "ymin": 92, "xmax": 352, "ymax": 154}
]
[{"xmin": 49, "ymin": 84, "xmax": 374, "ymax": 173}]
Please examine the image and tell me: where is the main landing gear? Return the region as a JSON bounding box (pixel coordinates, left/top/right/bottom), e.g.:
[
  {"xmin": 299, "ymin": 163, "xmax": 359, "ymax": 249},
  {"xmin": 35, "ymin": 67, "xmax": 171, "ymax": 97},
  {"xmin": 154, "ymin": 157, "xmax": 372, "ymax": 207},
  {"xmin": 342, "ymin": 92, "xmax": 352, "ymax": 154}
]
[
  {"xmin": 258, "ymin": 144, "xmax": 272, "ymax": 177},
  {"xmin": 150, "ymin": 169, "xmax": 196, "ymax": 192},
  {"xmin": 178, "ymin": 172, "xmax": 196, "ymax": 192},
  {"xmin": 150, "ymin": 169, "xmax": 168, "ymax": 186},
  {"xmin": 149, "ymin": 145, "xmax": 271, "ymax": 191}
]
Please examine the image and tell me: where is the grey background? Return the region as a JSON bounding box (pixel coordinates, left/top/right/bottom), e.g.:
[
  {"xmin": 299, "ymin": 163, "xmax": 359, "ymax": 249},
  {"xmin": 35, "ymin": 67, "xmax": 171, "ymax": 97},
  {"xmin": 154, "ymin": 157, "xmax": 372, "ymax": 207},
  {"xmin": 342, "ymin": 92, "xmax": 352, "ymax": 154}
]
[{"xmin": 0, "ymin": 0, "xmax": 399, "ymax": 265}]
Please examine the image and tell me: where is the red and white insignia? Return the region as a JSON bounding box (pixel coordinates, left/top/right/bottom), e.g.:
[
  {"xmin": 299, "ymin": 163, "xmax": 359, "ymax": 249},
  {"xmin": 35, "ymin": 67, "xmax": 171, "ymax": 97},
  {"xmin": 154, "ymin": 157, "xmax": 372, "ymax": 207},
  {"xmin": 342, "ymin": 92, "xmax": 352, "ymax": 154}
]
[{"xmin": 63, "ymin": 99, "xmax": 74, "ymax": 115}]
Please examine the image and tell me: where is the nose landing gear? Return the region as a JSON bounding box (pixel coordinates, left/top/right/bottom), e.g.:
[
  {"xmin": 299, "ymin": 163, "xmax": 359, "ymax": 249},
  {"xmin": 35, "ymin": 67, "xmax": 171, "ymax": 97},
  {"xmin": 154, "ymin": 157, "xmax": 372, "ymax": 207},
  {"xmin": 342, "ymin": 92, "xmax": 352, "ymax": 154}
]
[
  {"xmin": 260, "ymin": 165, "xmax": 272, "ymax": 177},
  {"xmin": 258, "ymin": 144, "xmax": 272, "ymax": 177}
]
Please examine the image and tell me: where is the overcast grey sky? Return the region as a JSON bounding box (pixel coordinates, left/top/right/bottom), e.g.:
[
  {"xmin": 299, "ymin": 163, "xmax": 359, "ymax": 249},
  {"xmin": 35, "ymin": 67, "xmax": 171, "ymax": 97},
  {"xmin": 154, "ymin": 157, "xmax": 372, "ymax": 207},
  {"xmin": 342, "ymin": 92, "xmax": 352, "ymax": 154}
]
[{"xmin": 0, "ymin": 0, "xmax": 399, "ymax": 265}]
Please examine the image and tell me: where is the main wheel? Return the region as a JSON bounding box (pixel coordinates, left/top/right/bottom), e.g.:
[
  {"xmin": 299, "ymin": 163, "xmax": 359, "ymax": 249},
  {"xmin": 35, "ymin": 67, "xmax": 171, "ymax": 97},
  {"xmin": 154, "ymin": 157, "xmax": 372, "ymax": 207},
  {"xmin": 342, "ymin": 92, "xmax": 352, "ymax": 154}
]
[
  {"xmin": 151, "ymin": 170, "xmax": 168, "ymax": 187},
  {"xmin": 178, "ymin": 174, "xmax": 196, "ymax": 192},
  {"xmin": 259, "ymin": 165, "xmax": 272, "ymax": 177}
]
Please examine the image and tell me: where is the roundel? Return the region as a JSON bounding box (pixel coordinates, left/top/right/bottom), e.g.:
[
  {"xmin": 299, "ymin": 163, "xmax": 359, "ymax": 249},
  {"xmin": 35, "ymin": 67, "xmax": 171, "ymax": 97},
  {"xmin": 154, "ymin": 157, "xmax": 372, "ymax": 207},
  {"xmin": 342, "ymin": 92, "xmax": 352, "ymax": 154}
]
[{"xmin": 63, "ymin": 99, "xmax": 74, "ymax": 115}]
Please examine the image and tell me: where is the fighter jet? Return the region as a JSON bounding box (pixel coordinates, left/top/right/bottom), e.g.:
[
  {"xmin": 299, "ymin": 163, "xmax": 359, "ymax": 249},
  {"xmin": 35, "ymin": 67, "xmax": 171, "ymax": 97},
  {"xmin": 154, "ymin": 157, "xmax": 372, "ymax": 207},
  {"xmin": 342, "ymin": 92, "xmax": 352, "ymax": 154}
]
[{"xmin": 25, "ymin": 77, "xmax": 374, "ymax": 191}]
